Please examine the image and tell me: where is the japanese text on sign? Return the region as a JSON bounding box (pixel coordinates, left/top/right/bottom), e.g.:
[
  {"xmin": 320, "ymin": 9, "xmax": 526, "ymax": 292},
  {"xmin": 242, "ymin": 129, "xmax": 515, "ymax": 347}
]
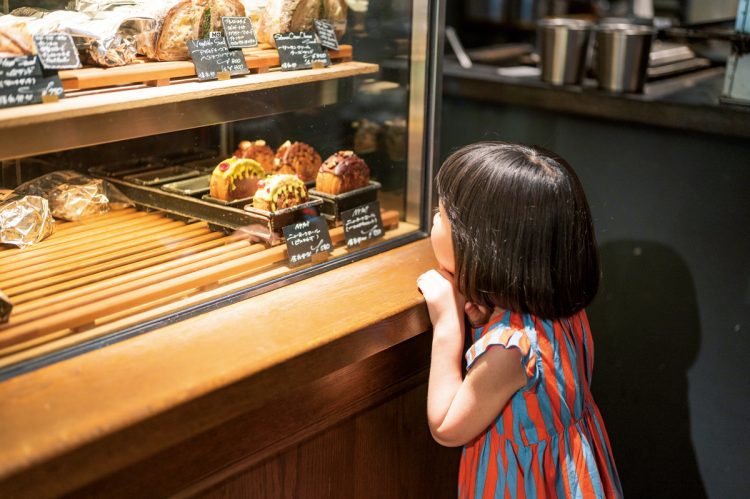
[
  {"xmin": 274, "ymin": 31, "xmax": 330, "ymax": 71},
  {"xmin": 342, "ymin": 201, "xmax": 384, "ymax": 248},
  {"xmin": 283, "ymin": 217, "xmax": 333, "ymax": 266}
]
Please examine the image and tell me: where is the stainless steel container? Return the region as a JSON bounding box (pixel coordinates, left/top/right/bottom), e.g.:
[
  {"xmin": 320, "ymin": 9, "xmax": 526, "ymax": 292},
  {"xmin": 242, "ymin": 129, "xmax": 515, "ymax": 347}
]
[
  {"xmin": 594, "ymin": 24, "xmax": 655, "ymax": 93},
  {"xmin": 537, "ymin": 18, "xmax": 593, "ymax": 86}
]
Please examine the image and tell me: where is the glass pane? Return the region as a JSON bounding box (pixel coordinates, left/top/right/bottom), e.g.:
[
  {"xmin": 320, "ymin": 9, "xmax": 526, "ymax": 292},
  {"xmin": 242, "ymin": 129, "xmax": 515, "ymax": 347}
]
[{"xmin": 0, "ymin": 0, "xmax": 426, "ymax": 375}]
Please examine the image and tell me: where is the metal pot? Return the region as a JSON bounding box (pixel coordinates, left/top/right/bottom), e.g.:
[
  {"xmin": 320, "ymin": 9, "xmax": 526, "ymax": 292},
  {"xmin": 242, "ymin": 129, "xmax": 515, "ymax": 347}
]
[
  {"xmin": 594, "ymin": 23, "xmax": 655, "ymax": 93},
  {"xmin": 537, "ymin": 18, "xmax": 593, "ymax": 86}
]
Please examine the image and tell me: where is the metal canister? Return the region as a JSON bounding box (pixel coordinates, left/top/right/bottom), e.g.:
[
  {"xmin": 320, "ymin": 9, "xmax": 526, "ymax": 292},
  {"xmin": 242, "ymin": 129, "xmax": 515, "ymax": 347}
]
[
  {"xmin": 537, "ymin": 18, "xmax": 593, "ymax": 86},
  {"xmin": 594, "ymin": 23, "xmax": 656, "ymax": 93}
]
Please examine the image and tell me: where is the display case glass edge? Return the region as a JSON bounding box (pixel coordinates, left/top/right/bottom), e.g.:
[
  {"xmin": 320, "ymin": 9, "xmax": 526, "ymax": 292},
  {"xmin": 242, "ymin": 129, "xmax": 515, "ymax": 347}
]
[{"xmin": 0, "ymin": 0, "xmax": 445, "ymax": 378}]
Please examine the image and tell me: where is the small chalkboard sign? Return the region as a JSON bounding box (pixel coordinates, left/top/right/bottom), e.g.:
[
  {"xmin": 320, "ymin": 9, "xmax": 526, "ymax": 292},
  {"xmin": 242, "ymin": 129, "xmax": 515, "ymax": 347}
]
[
  {"xmin": 314, "ymin": 19, "xmax": 340, "ymax": 51},
  {"xmin": 222, "ymin": 16, "xmax": 258, "ymax": 49},
  {"xmin": 0, "ymin": 56, "xmax": 64, "ymax": 109},
  {"xmin": 283, "ymin": 216, "xmax": 333, "ymax": 267},
  {"xmin": 274, "ymin": 31, "xmax": 330, "ymax": 71},
  {"xmin": 33, "ymin": 33, "xmax": 81, "ymax": 70},
  {"xmin": 341, "ymin": 201, "xmax": 384, "ymax": 248},
  {"xmin": 187, "ymin": 37, "xmax": 249, "ymax": 81}
]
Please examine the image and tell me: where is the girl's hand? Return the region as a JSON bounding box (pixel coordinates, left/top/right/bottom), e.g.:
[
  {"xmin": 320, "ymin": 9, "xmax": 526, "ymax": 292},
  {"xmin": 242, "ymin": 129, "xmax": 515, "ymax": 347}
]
[
  {"xmin": 417, "ymin": 269, "xmax": 465, "ymax": 329},
  {"xmin": 465, "ymin": 301, "xmax": 492, "ymax": 328}
]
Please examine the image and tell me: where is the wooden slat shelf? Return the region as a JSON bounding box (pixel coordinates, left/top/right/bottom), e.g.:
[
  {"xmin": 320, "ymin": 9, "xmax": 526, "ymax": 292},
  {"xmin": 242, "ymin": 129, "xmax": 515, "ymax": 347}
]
[{"xmin": 0, "ymin": 207, "xmax": 403, "ymax": 366}]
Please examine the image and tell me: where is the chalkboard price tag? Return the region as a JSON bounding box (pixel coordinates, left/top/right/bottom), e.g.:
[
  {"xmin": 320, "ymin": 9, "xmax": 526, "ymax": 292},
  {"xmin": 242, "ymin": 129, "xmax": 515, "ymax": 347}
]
[
  {"xmin": 274, "ymin": 31, "xmax": 330, "ymax": 71},
  {"xmin": 33, "ymin": 33, "xmax": 81, "ymax": 70},
  {"xmin": 187, "ymin": 37, "xmax": 249, "ymax": 81},
  {"xmin": 314, "ymin": 19, "xmax": 339, "ymax": 51},
  {"xmin": 341, "ymin": 201, "xmax": 384, "ymax": 248},
  {"xmin": 221, "ymin": 16, "xmax": 258, "ymax": 49},
  {"xmin": 0, "ymin": 56, "xmax": 64, "ymax": 109},
  {"xmin": 283, "ymin": 216, "xmax": 333, "ymax": 267}
]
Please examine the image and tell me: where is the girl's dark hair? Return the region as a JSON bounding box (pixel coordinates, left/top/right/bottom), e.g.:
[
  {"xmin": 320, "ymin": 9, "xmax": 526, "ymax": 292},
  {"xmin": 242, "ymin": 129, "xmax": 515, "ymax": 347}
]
[{"xmin": 436, "ymin": 141, "xmax": 599, "ymax": 319}]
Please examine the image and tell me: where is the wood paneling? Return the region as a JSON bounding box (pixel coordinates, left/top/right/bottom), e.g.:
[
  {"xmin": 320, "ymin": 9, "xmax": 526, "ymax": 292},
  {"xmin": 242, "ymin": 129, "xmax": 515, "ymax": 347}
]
[{"xmin": 0, "ymin": 239, "xmax": 448, "ymax": 498}]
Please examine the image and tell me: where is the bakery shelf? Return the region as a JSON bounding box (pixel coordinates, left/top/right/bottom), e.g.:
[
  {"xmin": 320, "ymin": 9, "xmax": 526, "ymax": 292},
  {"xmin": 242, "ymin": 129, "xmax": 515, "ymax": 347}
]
[
  {"xmin": 0, "ymin": 206, "xmax": 410, "ymax": 374},
  {"xmin": 0, "ymin": 60, "xmax": 379, "ymax": 161}
]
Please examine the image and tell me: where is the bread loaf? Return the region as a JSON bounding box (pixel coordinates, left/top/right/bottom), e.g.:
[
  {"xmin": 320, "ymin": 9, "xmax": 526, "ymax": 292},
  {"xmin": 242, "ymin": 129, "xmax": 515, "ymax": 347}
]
[{"xmin": 315, "ymin": 150, "xmax": 370, "ymax": 195}]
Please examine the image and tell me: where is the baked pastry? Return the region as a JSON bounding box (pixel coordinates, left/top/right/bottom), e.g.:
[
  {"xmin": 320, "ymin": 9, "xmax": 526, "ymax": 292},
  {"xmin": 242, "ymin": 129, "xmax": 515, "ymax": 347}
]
[
  {"xmin": 209, "ymin": 157, "xmax": 265, "ymax": 200},
  {"xmin": 155, "ymin": 0, "xmax": 246, "ymax": 61},
  {"xmin": 0, "ymin": 21, "xmax": 33, "ymax": 58},
  {"xmin": 274, "ymin": 140, "xmax": 321, "ymax": 182},
  {"xmin": 315, "ymin": 150, "xmax": 370, "ymax": 195},
  {"xmin": 235, "ymin": 140, "xmax": 275, "ymax": 173},
  {"xmin": 252, "ymin": 174, "xmax": 308, "ymax": 212},
  {"xmin": 257, "ymin": 0, "xmax": 347, "ymax": 48}
]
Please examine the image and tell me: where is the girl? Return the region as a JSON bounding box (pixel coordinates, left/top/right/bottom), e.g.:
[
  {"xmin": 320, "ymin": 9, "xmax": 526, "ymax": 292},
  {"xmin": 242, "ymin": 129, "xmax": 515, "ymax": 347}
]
[{"xmin": 417, "ymin": 142, "xmax": 622, "ymax": 498}]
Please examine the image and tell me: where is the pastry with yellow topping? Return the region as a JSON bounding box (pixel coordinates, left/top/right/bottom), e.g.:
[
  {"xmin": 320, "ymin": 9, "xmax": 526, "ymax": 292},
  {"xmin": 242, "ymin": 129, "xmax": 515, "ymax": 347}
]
[
  {"xmin": 209, "ymin": 157, "xmax": 265, "ymax": 201},
  {"xmin": 252, "ymin": 174, "xmax": 308, "ymax": 212}
]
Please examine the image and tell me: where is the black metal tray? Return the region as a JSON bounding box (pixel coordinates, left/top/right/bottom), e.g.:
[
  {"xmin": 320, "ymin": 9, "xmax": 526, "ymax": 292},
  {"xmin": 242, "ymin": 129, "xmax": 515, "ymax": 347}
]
[
  {"xmin": 161, "ymin": 175, "xmax": 212, "ymax": 197},
  {"xmin": 201, "ymin": 193, "xmax": 255, "ymax": 208},
  {"xmin": 308, "ymin": 181, "xmax": 381, "ymax": 223},
  {"xmin": 89, "ymin": 157, "xmax": 166, "ymax": 178},
  {"xmin": 124, "ymin": 166, "xmax": 202, "ymax": 186},
  {"xmin": 102, "ymin": 176, "xmax": 260, "ymax": 235},
  {"xmin": 244, "ymin": 197, "xmax": 324, "ymax": 240}
]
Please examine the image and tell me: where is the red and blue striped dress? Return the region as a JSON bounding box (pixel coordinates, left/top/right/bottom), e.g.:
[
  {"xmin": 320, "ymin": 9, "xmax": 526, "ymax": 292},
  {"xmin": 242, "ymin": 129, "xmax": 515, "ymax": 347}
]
[{"xmin": 459, "ymin": 309, "xmax": 622, "ymax": 498}]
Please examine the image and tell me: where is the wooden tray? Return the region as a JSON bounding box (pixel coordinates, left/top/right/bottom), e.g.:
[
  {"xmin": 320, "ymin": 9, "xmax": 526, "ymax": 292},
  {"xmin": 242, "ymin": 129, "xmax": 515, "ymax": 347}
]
[{"xmin": 59, "ymin": 45, "xmax": 353, "ymax": 91}]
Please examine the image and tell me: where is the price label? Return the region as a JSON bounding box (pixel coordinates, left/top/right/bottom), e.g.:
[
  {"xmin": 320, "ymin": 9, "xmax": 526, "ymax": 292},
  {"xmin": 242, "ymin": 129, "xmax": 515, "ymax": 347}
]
[
  {"xmin": 283, "ymin": 216, "xmax": 333, "ymax": 267},
  {"xmin": 274, "ymin": 31, "xmax": 330, "ymax": 71},
  {"xmin": 341, "ymin": 201, "xmax": 384, "ymax": 248},
  {"xmin": 33, "ymin": 33, "xmax": 81, "ymax": 70},
  {"xmin": 314, "ymin": 19, "xmax": 339, "ymax": 51},
  {"xmin": 221, "ymin": 16, "xmax": 258, "ymax": 49},
  {"xmin": 0, "ymin": 56, "xmax": 64, "ymax": 109},
  {"xmin": 188, "ymin": 36, "xmax": 249, "ymax": 81}
]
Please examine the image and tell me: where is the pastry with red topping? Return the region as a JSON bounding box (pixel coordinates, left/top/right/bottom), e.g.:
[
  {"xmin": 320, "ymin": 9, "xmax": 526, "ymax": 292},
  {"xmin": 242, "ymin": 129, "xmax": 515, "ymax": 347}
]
[
  {"xmin": 315, "ymin": 150, "xmax": 370, "ymax": 195},
  {"xmin": 235, "ymin": 140, "xmax": 276, "ymax": 173},
  {"xmin": 273, "ymin": 141, "xmax": 322, "ymax": 182},
  {"xmin": 252, "ymin": 174, "xmax": 308, "ymax": 212},
  {"xmin": 209, "ymin": 157, "xmax": 265, "ymax": 201}
]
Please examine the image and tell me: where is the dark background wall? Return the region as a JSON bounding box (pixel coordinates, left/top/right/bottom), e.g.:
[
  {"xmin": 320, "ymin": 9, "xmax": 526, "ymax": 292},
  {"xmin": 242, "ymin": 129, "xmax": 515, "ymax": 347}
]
[{"xmin": 439, "ymin": 97, "xmax": 750, "ymax": 498}]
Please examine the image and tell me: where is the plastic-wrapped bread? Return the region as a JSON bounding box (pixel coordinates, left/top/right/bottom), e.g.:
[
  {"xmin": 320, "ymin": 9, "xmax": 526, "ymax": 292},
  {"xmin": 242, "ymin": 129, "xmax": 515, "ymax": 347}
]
[
  {"xmin": 156, "ymin": 0, "xmax": 246, "ymax": 61},
  {"xmin": 0, "ymin": 20, "xmax": 34, "ymax": 58},
  {"xmin": 257, "ymin": 0, "xmax": 347, "ymax": 48}
]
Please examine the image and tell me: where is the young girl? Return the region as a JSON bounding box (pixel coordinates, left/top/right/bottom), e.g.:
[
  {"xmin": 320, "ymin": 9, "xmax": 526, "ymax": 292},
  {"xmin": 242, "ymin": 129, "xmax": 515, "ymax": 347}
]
[{"xmin": 417, "ymin": 142, "xmax": 622, "ymax": 498}]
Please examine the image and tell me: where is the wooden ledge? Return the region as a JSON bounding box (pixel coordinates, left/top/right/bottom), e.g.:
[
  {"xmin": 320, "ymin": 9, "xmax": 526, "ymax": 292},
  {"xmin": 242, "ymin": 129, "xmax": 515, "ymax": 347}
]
[{"xmin": 0, "ymin": 238, "xmax": 437, "ymax": 497}]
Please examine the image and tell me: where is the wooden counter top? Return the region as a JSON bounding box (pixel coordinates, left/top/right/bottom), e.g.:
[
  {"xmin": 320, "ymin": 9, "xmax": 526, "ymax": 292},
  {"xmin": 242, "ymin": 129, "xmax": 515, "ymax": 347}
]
[{"xmin": 0, "ymin": 238, "xmax": 438, "ymax": 497}]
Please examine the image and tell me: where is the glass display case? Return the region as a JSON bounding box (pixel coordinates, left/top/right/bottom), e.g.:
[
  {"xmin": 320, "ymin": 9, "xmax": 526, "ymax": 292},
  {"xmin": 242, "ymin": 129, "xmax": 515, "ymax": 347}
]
[{"xmin": 0, "ymin": 0, "xmax": 444, "ymax": 379}]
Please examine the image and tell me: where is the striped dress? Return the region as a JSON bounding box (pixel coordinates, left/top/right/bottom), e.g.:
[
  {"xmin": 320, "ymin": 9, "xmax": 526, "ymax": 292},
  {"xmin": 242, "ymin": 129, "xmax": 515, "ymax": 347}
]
[{"xmin": 459, "ymin": 310, "xmax": 622, "ymax": 498}]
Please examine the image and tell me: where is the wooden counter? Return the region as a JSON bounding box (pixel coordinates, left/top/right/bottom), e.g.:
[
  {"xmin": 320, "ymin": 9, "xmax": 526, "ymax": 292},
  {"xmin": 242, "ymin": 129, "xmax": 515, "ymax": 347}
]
[{"xmin": 0, "ymin": 238, "xmax": 460, "ymax": 498}]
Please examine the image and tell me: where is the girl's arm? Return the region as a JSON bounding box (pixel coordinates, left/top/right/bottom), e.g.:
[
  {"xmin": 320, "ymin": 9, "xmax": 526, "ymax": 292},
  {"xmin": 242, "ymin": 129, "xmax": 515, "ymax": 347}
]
[{"xmin": 418, "ymin": 269, "xmax": 527, "ymax": 447}]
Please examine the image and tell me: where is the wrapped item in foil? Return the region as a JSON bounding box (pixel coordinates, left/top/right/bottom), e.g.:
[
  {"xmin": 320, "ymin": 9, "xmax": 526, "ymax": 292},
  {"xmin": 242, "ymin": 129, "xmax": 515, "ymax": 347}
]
[
  {"xmin": 62, "ymin": 12, "xmax": 159, "ymax": 67},
  {"xmin": 72, "ymin": 0, "xmax": 181, "ymax": 61},
  {"xmin": 0, "ymin": 196, "xmax": 55, "ymax": 249},
  {"xmin": 13, "ymin": 170, "xmax": 132, "ymax": 221},
  {"xmin": 48, "ymin": 178, "xmax": 110, "ymax": 220}
]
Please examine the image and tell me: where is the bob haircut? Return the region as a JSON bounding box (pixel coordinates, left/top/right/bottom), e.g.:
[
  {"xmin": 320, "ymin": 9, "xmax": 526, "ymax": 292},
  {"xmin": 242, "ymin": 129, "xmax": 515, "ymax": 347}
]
[{"xmin": 436, "ymin": 141, "xmax": 600, "ymax": 319}]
